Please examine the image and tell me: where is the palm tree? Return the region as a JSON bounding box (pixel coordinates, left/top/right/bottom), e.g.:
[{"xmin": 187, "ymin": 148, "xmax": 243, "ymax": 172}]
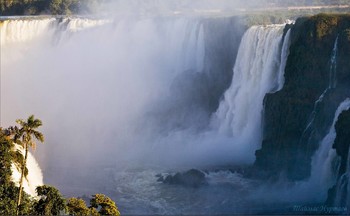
[
  {"xmin": 13, "ymin": 115, "xmax": 44, "ymax": 216},
  {"xmin": 2, "ymin": 126, "xmax": 25, "ymax": 179}
]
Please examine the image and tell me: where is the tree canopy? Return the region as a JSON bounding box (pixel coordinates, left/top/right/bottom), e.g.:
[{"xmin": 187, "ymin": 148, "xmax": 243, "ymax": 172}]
[
  {"xmin": 34, "ymin": 185, "xmax": 66, "ymax": 215},
  {"xmin": 90, "ymin": 194, "xmax": 120, "ymax": 216},
  {"xmin": 0, "ymin": 117, "xmax": 121, "ymax": 215},
  {"xmin": 1, "ymin": 0, "xmax": 349, "ymax": 16},
  {"xmin": 0, "ymin": 0, "xmax": 99, "ymax": 15}
]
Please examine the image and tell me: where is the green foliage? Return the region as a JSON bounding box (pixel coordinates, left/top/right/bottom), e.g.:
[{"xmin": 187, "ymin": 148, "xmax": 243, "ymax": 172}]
[
  {"xmin": 34, "ymin": 185, "xmax": 67, "ymax": 215},
  {"xmin": 49, "ymin": 0, "xmax": 80, "ymax": 15},
  {"xmin": 0, "ymin": 117, "xmax": 121, "ymax": 215},
  {"xmin": 0, "ymin": 0, "xmax": 98, "ymax": 15},
  {"xmin": 0, "ymin": 129, "xmax": 19, "ymax": 215},
  {"xmin": 0, "ymin": 128, "xmax": 34, "ymax": 215},
  {"xmin": 13, "ymin": 115, "xmax": 44, "ymax": 215},
  {"xmin": 312, "ymin": 13, "xmax": 340, "ymax": 39},
  {"xmin": 67, "ymin": 197, "xmax": 99, "ymax": 216},
  {"xmin": 15, "ymin": 115, "xmax": 44, "ymax": 146},
  {"xmin": 90, "ymin": 194, "xmax": 120, "ymax": 216}
]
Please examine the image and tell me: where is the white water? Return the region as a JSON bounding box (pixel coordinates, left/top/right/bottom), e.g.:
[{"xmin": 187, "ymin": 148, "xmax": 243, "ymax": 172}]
[
  {"xmin": 0, "ymin": 19, "xmax": 55, "ymax": 45},
  {"xmin": 333, "ymin": 146, "xmax": 350, "ymax": 207},
  {"xmin": 276, "ymin": 29, "xmax": 291, "ymax": 91},
  {"xmin": 329, "ymin": 36, "xmax": 338, "ymax": 89},
  {"xmin": 1, "ymin": 17, "xmax": 294, "ymax": 213},
  {"xmin": 243, "ymin": 99, "xmax": 350, "ymax": 206},
  {"xmin": 149, "ymin": 24, "xmax": 290, "ymax": 167},
  {"xmin": 11, "ymin": 145, "xmax": 44, "ymax": 197},
  {"xmin": 0, "ymin": 18, "xmax": 109, "ymax": 46},
  {"xmin": 332, "ymin": 107, "xmax": 350, "ymax": 208},
  {"xmin": 212, "ymin": 25, "xmax": 286, "ymax": 154},
  {"xmin": 1, "ymin": 17, "xmax": 206, "ymax": 169},
  {"xmin": 308, "ymin": 99, "xmax": 350, "ymax": 199}
]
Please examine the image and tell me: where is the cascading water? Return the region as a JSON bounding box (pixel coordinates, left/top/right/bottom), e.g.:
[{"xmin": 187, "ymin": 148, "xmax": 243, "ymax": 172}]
[
  {"xmin": 1, "ymin": 16, "xmax": 298, "ymax": 214},
  {"xmin": 212, "ymin": 24, "xmax": 287, "ymax": 154},
  {"xmin": 333, "ymin": 150, "xmax": 350, "ymax": 207},
  {"xmin": 300, "ymin": 36, "xmax": 339, "ymax": 141},
  {"xmin": 11, "ymin": 145, "xmax": 44, "ymax": 197},
  {"xmin": 329, "ymin": 36, "xmax": 338, "ymax": 89},
  {"xmin": 1, "ymin": 18, "xmax": 113, "ymax": 196},
  {"xmin": 308, "ymin": 98, "xmax": 350, "ymax": 199},
  {"xmin": 276, "ymin": 29, "xmax": 291, "ymax": 91},
  {"xmin": 0, "ymin": 19, "xmax": 55, "ymax": 45},
  {"xmin": 0, "ymin": 18, "xmax": 110, "ymax": 45},
  {"xmin": 1, "ymin": 16, "xmax": 207, "ymax": 183}
]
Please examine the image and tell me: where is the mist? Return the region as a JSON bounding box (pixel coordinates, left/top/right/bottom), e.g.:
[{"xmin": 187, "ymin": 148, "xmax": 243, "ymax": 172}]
[
  {"xmin": 84, "ymin": 0, "xmax": 349, "ymax": 16},
  {"xmin": 1, "ymin": 15, "xmax": 253, "ymax": 175},
  {"xmin": 2, "ymin": 0, "xmax": 348, "ymax": 214}
]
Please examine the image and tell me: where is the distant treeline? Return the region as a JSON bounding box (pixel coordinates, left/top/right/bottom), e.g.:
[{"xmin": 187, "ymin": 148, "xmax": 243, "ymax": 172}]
[
  {"xmin": 267, "ymin": 0, "xmax": 349, "ymax": 6},
  {"xmin": 0, "ymin": 0, "xmax": 349, "ymax": 16},
  {"xmin": 0, "ymin": 0, "xmax": 100, "ymax": 16}
]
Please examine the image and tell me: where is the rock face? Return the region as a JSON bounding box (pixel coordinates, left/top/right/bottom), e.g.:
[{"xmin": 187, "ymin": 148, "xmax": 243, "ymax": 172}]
[
  {"xmin": 254, "ymin": 14, "xmax": 350, "ymax": 180},
  {"xmin": 158, "ymin": 169, "xmax": 207, "ymax": 187},
  {"xmin": 326, "ymin": 108, "xmax": 350, "ymax": 205},
  {"xmin": 334, "ymin": 109, "xmax": 350, "ymax": 176}
]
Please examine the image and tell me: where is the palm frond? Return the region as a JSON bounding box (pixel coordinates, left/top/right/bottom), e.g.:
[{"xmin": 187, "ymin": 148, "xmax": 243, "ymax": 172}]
[
  {"xmin": 33, "ymin": 131, "xmax": 44, "ymax": 143},
  {"xmin": 15, "ymin": 119, "xmax": 25, "ymax": 127},
  {"xmin": 29, "ymin": 141, "xmax": 36, "ymax": 150},
  {"xmin": 11, "ymin": 150, "xmax": 24, "ymax": 171}
]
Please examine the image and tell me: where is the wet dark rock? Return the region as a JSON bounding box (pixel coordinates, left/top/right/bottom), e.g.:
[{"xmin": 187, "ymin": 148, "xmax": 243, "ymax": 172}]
[
  {"xmin": 326, "ymin": 108, "xmax": 350, "ymax": 205},
  {"xmin": 333, "ymin": 109, "xmax": 350, "ymax": 176},
  {"xmin": 159, "ymin": 169, "xmax": 207, "ymax": 187},
  {"xmin": 254, "ymin": 14, "xmax": 350, "ymax": 181},
  {"xmin": 156, "ymin": 175, "xmax": 164, "ymax": 182}
]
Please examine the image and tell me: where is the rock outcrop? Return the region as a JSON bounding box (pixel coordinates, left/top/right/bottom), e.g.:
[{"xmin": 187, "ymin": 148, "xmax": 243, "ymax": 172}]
[
  {"xmin": 326, "ymin": 108, "xmax": 350, "ymax": 206},
  {"xmin": 158, "ymin": 169, "xmax": 207, "ymax": 187},
  {"xmin": 254, "ymin": 14, "xmax": 350, "ymax": 180}
]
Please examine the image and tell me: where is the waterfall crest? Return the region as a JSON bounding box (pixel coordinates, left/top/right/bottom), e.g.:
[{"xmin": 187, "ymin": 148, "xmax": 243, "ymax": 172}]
[
  {"xmin": 276, "ymin": 28, "xmax": 291, "ymax": 91},
  {"xmin": 0, "ymin": 19, "xmax": 55, "ymax": 45},
  {"xmin": 212, "ymin": 25, "xmax": 287, "ymax": 151},
  {"xmin": 0, "ymin": 18, "xmax": 109, "ymax": 46}
]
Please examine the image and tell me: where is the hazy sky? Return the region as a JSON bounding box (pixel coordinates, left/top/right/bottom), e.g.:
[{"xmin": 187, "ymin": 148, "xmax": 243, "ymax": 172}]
[{"xmin": 88, "ymin": 0, "xmax": 349, "ymax": 16}]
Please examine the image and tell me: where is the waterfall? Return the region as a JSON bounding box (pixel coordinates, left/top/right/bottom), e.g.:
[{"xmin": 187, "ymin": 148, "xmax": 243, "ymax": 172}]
[
  {"xmin": 1, "ymin": 16, "xmax": 208, "ymax": 169},
  {"xmin": 329, "ymin": 36, "xmax": 338, "ymax": 89},
  {"xmin": 0, "ymin": 19, "xmax": 55, "ymax": 45},
  {"xmin": 333, "ymin": 144, "xmax": 350, "ymax": 207},
  {"xmin": 308, "ymin": 98, "xmax": 350, "ymax": 199},
  {"xmin": 11, "ymin": 145, "xmax": 44, "ymax": 197},
  {"xmin": 332, "ymin": 110, "xmax": 350, "ymax": 208},
  {"xmin": 64, "ymin": 18, "xmax": 109, "ymax": 32},
  {"xmin": 212, "ymin": 25, "xmax": 287, "ymax": 151},
  {"xmin": 300, "ymin": 36, "xmax": 339, "ymax": 140},
  {"xmin": 276, "ymin": 29, "xmax": 291, "ymax": 91},
  {"xmin": 0, "ymin": 18, "xmax": 110, "ymax": 46}
]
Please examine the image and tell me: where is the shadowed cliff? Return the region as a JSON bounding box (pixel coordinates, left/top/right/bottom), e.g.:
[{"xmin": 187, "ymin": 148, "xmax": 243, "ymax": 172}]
[{"xmin": 254, "ymin": 13, "xmax": 350, "ymax": 181}]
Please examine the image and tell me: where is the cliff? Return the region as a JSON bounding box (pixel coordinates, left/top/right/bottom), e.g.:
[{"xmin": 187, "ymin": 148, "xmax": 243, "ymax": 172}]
[
  {"xmin": 254, "ymin": 13, "xmax": 350, "ymax": 180},
  {"xmin": 326, "ymin": 108, "xmax": 350, "ymax": 206}
]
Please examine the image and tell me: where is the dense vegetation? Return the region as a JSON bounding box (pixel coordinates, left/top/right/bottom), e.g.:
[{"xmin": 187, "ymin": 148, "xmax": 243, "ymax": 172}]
[
  {"xmin": 0, "ymin": 116, "xmax": 120, "ymax": 215},
  {"xmin": 267, "ymin": 0, "xmax": 349, "ymax": 6},
  {"xmin": 0, "ymin": 0, "xmax": 101, "ymax": 15},
  {"xmin": 0, "ymin": 0, "xmax": 349, "ymax": 16}
]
